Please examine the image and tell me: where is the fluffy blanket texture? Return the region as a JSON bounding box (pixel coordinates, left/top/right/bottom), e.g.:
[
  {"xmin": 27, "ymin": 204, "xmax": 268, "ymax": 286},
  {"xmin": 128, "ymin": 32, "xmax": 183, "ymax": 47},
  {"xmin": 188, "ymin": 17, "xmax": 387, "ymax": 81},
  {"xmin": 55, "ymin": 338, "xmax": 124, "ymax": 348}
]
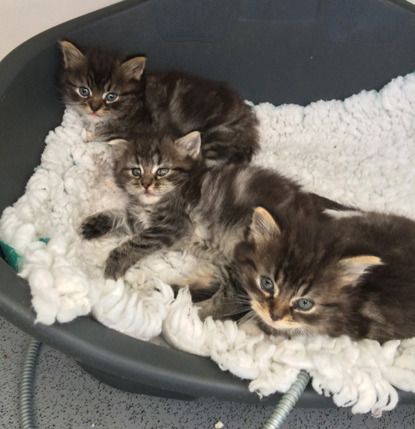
[{"xmin": 1, "ymin": 71, "xmax": 415, "ymax": 415}]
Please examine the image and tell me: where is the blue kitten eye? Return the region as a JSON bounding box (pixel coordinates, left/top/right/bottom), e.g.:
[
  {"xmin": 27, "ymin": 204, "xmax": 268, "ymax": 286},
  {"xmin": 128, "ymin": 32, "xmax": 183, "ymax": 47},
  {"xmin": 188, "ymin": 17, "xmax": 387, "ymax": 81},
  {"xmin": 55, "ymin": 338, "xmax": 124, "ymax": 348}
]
[
  {"xmin": 78, "ymin": 87, "xmax": 90, "ymax": 97},
  {"xmin": 105, "ymin": 93, "xmax": 117, "ymax": 102},
  {"xmin": 131, "ymin": 168, "xmax": 141, "ymax": 177},
  {"xmin": 294, "ymin": 299, "xmax": 314, "ymax": 311},
  {"xmin": 156, "ymin": 168, "xmax": 169, "ymax": 177},
  {"xmin": 260, "ymin": 276, "xmax": 274, "ymax": 293}
]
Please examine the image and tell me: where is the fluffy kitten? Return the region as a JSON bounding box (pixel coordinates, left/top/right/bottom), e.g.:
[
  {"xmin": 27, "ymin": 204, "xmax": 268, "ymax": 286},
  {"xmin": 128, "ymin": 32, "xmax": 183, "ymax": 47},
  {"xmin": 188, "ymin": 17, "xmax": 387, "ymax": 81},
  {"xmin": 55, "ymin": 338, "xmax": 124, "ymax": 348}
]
[
  {"xmin": 58, "ymin": 41, "xmax": 259, "ymax": 164},
  {"xmin": 80, "ymin": 131, "xmax": 349, "ymax": 319},
  {"xmin": 232, "ymin": 207, "xmax": 415, "ymax": 342}
]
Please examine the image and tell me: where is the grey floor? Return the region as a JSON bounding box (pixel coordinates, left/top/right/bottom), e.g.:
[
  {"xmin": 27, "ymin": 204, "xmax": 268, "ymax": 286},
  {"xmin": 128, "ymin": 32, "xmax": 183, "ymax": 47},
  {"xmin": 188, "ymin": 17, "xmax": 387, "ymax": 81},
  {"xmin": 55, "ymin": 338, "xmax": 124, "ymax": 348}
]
[{"xmin": 1, "ymin": 316, "xmax": 414, "ymax": 429}]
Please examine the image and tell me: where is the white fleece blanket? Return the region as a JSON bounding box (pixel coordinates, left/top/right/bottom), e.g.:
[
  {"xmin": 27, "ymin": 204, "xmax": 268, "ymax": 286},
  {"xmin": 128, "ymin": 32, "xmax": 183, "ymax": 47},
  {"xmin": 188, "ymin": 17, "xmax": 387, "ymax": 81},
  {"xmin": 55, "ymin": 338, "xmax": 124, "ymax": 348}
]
[{"xmin": 1, "ymin": 71, "xmax": 415, "ymax": 415}]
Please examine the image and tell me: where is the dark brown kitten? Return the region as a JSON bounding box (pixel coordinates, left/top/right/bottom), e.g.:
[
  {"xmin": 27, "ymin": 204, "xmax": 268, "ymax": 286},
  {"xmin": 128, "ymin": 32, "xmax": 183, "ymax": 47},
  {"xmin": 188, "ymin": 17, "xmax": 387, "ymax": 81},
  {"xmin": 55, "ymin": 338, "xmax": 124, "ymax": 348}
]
[
  {"xmin": 232, "ymin": 208, "xmax": 415, "ymax": 343},
  {"xmin": 58, "ymin": 41, "xmax": 259, "ymax": 164},
  {"xmin": 81, "ymin": 130, "xmax": 202, "ymax": 245},
  {"xmin": 80, "ymin": 131, "xmax": 350, "ymax": 319}
]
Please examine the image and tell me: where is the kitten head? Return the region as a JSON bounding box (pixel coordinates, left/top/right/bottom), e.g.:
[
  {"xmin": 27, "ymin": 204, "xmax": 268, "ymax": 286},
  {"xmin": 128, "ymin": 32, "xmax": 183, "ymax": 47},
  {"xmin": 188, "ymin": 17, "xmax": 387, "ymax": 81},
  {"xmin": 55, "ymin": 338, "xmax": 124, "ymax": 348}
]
[
  {"xmin": 109, "ymin": 131, "xmax": 201, "ymax": 205},
  {"xmin": 234, "ymin": 207, "xmax": 382, "ymax": 338},
  {"xmin": 58, "ymin": 41, "xmax": 146, "ymax": 123}
]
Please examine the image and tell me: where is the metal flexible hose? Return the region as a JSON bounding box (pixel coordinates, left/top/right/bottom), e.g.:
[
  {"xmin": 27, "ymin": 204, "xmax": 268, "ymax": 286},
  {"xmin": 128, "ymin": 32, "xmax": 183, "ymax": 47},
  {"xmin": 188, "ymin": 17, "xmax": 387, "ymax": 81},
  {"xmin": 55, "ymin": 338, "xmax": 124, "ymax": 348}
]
[
  {"xmin": 261, "ymin": 370, "xmax": 311, "ymax": 429},
  {"xmin": 17, "ymin": 338, "xmax": 308, "ymax": 429},
  {"xmin": 19, "ymin": 339, "xmax": 41, "ymax": 429}
]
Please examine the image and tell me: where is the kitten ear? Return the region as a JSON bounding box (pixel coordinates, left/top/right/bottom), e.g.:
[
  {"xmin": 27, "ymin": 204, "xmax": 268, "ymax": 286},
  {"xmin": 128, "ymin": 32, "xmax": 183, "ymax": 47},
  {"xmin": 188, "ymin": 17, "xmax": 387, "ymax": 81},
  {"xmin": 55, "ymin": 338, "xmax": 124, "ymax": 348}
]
[
  {"xmin": 175, "ymin": 131, "xmax": 201, "ymax": 159},
  {"xmin": 338, "ymin": 255, "xmax": 383, "ymax": 286},
  {"xmin": 60, "ymin": 41, "xmax": 85, "ymax": 68},
  {"xmin": 121, "ymin": 57, "xmax": 146, "ymax": 81},
  {"xmin": 108, "ymin": 138, "xmax": 129, "ymax": 157},
  {"xmin": 250, "ymin": 207, "xmax": 281, "ymax": 243}
]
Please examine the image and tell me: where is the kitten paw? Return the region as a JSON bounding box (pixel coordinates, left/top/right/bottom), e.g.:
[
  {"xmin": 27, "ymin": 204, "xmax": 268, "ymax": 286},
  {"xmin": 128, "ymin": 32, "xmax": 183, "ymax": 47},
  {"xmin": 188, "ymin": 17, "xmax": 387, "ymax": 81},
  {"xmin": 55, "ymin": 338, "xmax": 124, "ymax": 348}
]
[
  {"xmin": 80, "ymin": 213, "xmax": 113, "ymax": 239},
  {"xmin": 104, "ymin": 248, "xmax": 131, "ymax": 279},
  {"xmin": 86, "ymin": 130, "xmax": 95, "ymax": 143}
]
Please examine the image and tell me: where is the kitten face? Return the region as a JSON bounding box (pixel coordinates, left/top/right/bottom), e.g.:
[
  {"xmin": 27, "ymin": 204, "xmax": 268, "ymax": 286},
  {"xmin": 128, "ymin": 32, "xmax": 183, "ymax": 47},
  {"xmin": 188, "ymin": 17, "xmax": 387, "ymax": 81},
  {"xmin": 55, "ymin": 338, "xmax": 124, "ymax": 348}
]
[
  {"xmin": 246, "ymin": 262, "xmax": 346, "ymax": 336},
  {"xmin": 235, "ymin": 208, "xmax": 381, "ymax": 338},
  {"xmin": 110, "ymin": 131, "xmax": 201, "ymax": 205},
  {"xmin": 58, "ymin": 41, "xmax": 145, "ymax": 125}
]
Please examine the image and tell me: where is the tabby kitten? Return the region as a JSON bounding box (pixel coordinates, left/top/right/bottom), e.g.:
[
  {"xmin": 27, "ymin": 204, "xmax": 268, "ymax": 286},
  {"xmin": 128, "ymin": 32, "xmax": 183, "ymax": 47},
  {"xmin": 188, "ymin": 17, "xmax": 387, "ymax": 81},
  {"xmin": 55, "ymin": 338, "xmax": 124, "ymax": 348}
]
[
  {"xmin": 80, "ymin": 131, "xmax": 349, "ymax": 319},
  {"xmin": 232, "ymin": 207, "xmax": 415, "ymax": 342},
  {"xmin": 58, "ymin": 41, "xmax": 259, "ymax": 164}
]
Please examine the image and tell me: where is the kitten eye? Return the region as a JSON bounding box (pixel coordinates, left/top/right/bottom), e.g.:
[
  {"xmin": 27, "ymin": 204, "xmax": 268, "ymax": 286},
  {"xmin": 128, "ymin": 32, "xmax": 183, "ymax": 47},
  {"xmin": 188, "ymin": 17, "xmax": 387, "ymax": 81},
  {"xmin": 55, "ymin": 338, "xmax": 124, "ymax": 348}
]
[
  {"xmin": 156, "ymin": 168, "xmax": 169, "ymax": 177},
  {"xmin": 78, "ymin": 87, "xmax": 90, "ymax": 97},
  {"xmin": 260, "ymin": 276, "xmax": 274, "ymax": 293},
  {"xmin": 131, "ymin": 168, "xmax": 142, "ymax": 177},
  {"xmin": 293, "ymin": 299, "xmax": 314, "ymax": 311},
  {"xmin": 105, "ymin": 93, "xmax": 118, "ymax": 103}
]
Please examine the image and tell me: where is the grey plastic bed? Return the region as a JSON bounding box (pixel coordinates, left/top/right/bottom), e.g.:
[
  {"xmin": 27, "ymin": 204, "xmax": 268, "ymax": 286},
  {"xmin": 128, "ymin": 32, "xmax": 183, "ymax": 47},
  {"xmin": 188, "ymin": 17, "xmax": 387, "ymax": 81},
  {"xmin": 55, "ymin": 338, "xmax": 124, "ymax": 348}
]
[{"xmin": 1, "ymin": 0, "xmax": 415, "ymax": 407}]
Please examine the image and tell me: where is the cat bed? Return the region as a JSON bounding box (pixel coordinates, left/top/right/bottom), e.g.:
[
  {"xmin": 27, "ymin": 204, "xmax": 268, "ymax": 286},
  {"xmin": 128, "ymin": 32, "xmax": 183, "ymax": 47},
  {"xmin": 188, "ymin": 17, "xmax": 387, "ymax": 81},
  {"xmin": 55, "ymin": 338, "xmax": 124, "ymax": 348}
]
[
  {"xmin": 1, "ymin": 0, "xmax": 415, "ymax": 414},
  {"xmin": 3, "ymin": 72, "xmax": 415, "ymax": 414}
]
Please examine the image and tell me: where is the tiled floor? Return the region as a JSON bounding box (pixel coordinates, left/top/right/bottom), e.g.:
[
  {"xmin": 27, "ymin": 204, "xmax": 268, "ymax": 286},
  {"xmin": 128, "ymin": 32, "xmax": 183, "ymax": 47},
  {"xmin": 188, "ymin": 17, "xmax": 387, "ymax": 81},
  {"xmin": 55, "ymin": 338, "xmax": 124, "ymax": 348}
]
[{"xmin": 1, "ymin": 316, "xmax": 414, "ymax": 429}]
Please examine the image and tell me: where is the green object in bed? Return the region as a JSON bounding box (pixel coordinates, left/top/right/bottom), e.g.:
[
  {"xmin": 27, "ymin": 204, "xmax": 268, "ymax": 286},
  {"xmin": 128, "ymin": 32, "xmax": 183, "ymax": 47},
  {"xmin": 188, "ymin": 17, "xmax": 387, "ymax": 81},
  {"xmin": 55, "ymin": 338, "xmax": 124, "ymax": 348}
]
[
  {"xmin": 0, "ymin": 241, "xmax": 23, "ymax": 272},
  {"xmin": 0, "ymin": 238, "xmax": 50, "ymax": 273}
]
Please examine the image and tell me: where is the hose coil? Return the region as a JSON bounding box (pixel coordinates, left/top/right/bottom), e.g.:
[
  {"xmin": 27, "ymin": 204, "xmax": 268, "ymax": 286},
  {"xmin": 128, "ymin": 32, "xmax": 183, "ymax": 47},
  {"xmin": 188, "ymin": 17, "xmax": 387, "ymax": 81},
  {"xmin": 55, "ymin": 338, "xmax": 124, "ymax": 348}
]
[
  {"xmin": 262, "ymin": 370, "xmax": 311, "ymax": 429},
  {"xmin": 19, "ymin": 339, "xmax": 41, "ymax": 429}
]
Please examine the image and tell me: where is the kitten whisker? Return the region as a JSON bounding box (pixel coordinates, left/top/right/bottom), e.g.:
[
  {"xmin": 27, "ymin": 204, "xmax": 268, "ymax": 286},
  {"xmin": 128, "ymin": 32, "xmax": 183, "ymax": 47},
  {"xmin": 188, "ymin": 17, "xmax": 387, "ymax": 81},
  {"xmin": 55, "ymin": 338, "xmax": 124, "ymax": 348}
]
[
  {"xmin": 237, "ymin": 310, "xmax": 258, "ymax": 325},
  {"xmin": 217, "ymin": 305, "xmax": 253, "ymax": 319},
  {"xmin": 226, "ymin": 295, "xmax": 251, "ymax": 306}
]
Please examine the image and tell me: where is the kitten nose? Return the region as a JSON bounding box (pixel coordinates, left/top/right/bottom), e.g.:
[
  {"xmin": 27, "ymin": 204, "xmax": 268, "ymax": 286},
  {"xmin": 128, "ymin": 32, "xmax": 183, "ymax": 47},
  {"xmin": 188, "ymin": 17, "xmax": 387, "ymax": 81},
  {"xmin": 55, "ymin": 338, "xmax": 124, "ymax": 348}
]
[
  {"xmin": 270, "ymin": 312, "xmax": 282, "ymax": 321},
  {"xmin": 141, "ymin": 178, "xmax": 153, "ymax": 189},
  {"xmin": 89, "ymin": 101, "xmax": 101, "ymax": 112}
]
